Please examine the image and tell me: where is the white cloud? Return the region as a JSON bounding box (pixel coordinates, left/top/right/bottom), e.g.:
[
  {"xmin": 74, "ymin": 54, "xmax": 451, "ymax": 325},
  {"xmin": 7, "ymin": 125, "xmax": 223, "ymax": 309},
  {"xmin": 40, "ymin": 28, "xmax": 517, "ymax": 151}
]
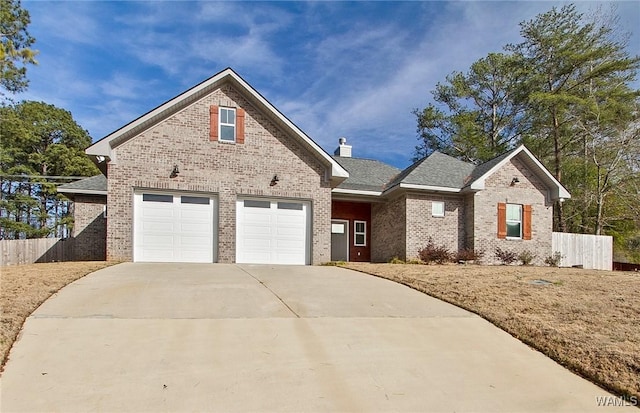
[
  {"xmin": 99, "ymin": 73, "xmax": 155, "ymax": 100},
  {"xmin": 27, "ymin": 1, "xmax": 103, "ymax": 45},
  {"xmin": 17, "ymin": 1, "xmax": 639, "ymax": 164}
]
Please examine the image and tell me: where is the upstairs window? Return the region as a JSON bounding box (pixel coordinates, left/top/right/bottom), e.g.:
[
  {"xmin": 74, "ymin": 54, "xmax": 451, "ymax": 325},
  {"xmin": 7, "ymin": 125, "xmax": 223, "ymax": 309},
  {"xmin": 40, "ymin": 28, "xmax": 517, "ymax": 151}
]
[
  {"xmin": 210, "ymin": 105, "xmax": 245, "ymax": 143},
  {"xmin": 219, "ymin": 107, "xmax": 236, "ymax": 142}
]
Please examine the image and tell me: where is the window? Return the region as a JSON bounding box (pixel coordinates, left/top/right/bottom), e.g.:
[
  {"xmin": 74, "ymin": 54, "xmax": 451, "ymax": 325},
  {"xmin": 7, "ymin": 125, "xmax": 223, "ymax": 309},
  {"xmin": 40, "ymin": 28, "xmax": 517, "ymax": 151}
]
[
  {"xmin": 142, "ymin": 194, "xmax": 173, "ymax": 203},
  {"xmin": 181, "ymin": 196, "xmax": 210, "ymax": 205},
  {"xmin": 354, "ymin": 221, "xmax": 366, "ymax": 246},
  {"xmin": 219, "ymin": 107, "xmax": 236, "ymax": 142},
  {"xmin": 506, "ymin": 204, "xmax": 522, "ymax": 238},
  {"xmin": 432, "ymin": 201, "xmax": 445, "ymax": 217},
  {"xmin": 277, "ymin": 202, "xmax": 303, "ymax": 210},
  {"xmin": 244, "ymin": 200, "xmax": 270, "ymax": 208},
  {"xmin": 498, "ymin": 203, "xmax": 532, "ymax": 240},
  {"xmin": 210, "ymin": 105, "xmax": 245, "ymax": 143}
]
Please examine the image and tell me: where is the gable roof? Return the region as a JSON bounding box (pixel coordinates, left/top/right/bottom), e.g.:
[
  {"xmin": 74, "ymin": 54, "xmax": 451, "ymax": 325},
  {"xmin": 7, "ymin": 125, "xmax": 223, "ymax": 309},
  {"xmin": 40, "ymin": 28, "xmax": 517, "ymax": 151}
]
[
  {"xmin": 466, "ymin": 145, "xmax": 571, "ymax": 201},
  {"xmin": 384, "ymin": 152, "xmax": 476, "ymax": 194},
  {"xmin": 465, "ymin": 147, "xmax": 517, "ymax": 186},
  {"xmin": 57, "ymin": 174, "xmax": 107, "ymax": 197},
  {"xmin": 86, "ymin": 67, "xmax": 348, "ymax": 182},
  {"xmin": 332, "ymin": 156, "xmax": 401, "ymax": 194}
]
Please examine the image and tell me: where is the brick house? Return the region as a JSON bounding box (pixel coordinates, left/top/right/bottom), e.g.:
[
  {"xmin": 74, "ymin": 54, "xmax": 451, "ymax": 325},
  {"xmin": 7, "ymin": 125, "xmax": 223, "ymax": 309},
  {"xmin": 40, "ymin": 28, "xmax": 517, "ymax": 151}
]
[{"xmin": 59, "ymin": 68, "xmax": 570, "ymax": 265}]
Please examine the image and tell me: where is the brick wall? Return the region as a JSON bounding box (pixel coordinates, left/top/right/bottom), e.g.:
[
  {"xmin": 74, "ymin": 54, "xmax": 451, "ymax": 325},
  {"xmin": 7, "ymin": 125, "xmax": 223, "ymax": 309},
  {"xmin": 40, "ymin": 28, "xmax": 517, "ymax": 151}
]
[
  {"xmin": 371, "ymin": 194, "xmax": 406, "ymax": 262},
  {"xmin": 464, "ymin": 193, "xmax": 475, "ymax": 251},
  {"xmin": 472, "ymin": 156, "xmax": 553, "ymax": 265},
  {"xmin": 106, "ymin": 83, "xmax": 332, "ymax": 264},
  {"xmin": 72, "ymin": 194, "xmax": 107, "ymax": 261},
  {"xmin": 405, "ymin": 193, "xmax": 465, "ymax": 260}
]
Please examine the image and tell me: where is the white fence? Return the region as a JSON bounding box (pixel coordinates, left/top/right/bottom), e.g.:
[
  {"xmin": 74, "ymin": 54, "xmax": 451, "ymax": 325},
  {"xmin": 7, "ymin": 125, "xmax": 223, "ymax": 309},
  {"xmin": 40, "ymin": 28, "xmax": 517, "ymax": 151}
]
[
  {"xmin": 0, "ymin": 238, "xmax": 75, "ymax": 267},
  {"xmin": 552, "ymin": 232, "xmax": 612, "ymax": 271}
]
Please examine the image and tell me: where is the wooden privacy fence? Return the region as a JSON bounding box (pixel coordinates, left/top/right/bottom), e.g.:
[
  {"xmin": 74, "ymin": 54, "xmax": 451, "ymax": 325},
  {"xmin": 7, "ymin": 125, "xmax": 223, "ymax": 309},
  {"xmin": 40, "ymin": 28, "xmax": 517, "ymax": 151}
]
[
  {"xmin": 552, "ymin": 232, "xmax": 612, "ymax": 271},
  {"xmin": 0, "ymin": 238, "xmax": 75, "ymax": 267}
]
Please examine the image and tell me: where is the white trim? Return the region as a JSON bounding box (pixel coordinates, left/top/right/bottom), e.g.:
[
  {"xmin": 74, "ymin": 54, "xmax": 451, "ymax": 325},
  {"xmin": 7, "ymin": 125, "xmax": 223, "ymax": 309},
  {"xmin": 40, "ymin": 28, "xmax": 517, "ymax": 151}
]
[
  {"xmin": 57, "ymin": 188, "xmax": 107, "ymax": 196},
  {"xmin": 431, "ymin": 201, "xmax": 445, "ymax": 217},
  {"xmin": 398, "ymin": 183, "xmax": 461, "ymax": 192},
  {"xmin": 331, "ymin": 188, "xmax": 382, "ymax": 196},
  {"xmin": 331, "ymin": 219, "xmax": 350, "ymax": 262},
  {"xmin": 469, "ymin": 145, "xmax": 571, "ymax": 200},
  {"xmin": 506, "ymin": 203, "xmax": 523, "ymax": 239},
  {"xmin": 354, "ymin": 220, "xmax": 366, "ymax": 247},
  {"xmin": 86, "ymin": 68, "xmax": 348, "ymax": 180},
  {"xmin": 218, "ymin": 107, "xmax": 236, "ymax": 143}
]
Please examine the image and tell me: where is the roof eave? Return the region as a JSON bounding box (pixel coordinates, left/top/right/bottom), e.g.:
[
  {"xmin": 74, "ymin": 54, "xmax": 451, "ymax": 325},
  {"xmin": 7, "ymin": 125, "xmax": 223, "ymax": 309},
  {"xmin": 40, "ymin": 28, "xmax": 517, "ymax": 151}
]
[
  {"xmin": 468, "ymin": 145, "xmax": 571, "ymax": 201},
  {"xmin": 57, "ymin": 188, "xmax": 107, "ymax": 196},
  {"xmin": 382, "ymin": 183, "xmax": 461, "ymax": 196},
  {"xmin": 332, "ymin": 188, "xmax": 382, "ymax": 197}
]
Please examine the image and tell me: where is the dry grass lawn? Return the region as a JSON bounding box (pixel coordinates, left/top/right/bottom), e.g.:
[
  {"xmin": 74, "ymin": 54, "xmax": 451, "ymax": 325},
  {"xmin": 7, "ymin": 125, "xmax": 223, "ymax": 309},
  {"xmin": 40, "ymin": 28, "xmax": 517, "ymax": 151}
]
[
  {"xmin": 1, "ymin": 260, "xmax": 638, "ymax": 400},
  {"xmin": 0, "ymin": 261, "xmax": 116, "ymax": 372},
  {"xmin": 343, "ymin": 263, "xmax": 640, "ymax": 400}
]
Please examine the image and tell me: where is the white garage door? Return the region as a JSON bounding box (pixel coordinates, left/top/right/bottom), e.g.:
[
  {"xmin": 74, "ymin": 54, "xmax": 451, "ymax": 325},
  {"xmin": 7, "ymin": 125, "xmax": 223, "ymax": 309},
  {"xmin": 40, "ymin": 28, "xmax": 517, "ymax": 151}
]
[
  {"xmin": 236, "ymin": 198, "xmax": 310, "ymax": 265},
  {"xmin": 134, "ymin": 192, "xmax": 216, "ymax": 263}
]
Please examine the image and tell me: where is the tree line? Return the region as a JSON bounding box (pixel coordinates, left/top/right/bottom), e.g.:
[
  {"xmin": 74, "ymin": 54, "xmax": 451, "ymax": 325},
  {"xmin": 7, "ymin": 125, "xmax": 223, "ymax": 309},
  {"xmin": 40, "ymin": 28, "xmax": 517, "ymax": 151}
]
[
  {"xmin": 414, "ymin": 4, "xmax": 640, "ymax": 262},
  {"xmin": 2, "ymin": 1, "xmax": 639, "ymax": 262},
  {"xmin": 1, "ymin": 0, "xmax": 98, "ymax": 239}
]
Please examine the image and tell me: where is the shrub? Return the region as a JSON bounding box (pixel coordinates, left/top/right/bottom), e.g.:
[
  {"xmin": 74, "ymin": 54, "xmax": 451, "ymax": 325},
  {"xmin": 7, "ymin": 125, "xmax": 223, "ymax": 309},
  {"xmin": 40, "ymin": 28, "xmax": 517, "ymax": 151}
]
[
  {"xmin": 418, "ymin": 238, "xmax": 452, "ymax": 264},
  {"xmin": 518, "ymin": 250, "xmax": 536, "ymax": 266},
  {"xmin": 388, "ymin": 256, "xmax": 405, "ymax": 264},
  {"xmin": 321, "ymin": 261, "xmax": 345, "ymax": 266},
  {"xmin": 495, "ymin": 247, "xmax": 517, "ymax": 265},
  {"xmin": 455, "ymin": 248, "xmax": 484, "ymax": 263},
  {"xmin": 544, "ymin": 251, "xmax": 563, "ymax": 267}
]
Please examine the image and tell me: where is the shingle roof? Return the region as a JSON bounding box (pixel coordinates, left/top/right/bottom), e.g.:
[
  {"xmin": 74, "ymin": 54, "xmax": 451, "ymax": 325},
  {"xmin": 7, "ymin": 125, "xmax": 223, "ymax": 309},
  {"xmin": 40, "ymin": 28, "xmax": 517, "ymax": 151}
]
[
  {"xmin": 58, "ymin": 174, "xmax": 107, "ymax": 193},
  {"xmin": 332, "ymin": 156, "xmax": 401, "ymax": 192},
  {"xmin": 386, "ymin": 152, "xmax": 476, "ymax": 190}
]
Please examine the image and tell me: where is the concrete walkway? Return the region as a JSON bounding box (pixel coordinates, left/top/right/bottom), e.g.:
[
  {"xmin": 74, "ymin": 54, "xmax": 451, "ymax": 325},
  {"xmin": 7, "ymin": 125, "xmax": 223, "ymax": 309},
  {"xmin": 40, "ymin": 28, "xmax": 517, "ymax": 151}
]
[{"xmin": 0, "ymin": 263, "xmax": 625, "ymax": 412}]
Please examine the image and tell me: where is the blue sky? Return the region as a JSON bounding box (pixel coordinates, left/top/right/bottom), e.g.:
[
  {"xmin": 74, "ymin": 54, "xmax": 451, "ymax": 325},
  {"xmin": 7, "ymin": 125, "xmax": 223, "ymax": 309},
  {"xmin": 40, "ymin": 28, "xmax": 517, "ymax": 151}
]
[{"xmin": 17, "ymin": 1, "xmax": 640, "ymax": 169}]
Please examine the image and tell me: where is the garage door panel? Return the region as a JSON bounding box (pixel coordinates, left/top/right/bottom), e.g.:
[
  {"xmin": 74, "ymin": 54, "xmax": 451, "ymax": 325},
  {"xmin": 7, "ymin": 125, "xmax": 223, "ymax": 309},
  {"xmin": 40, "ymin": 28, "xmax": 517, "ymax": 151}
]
[
  {"xmin": 134, "ymin": 192, "xmax": 215, "ymax": 263},
  {"xmin": 142, "ymin": 221, "xmax": 175, "ymax": 233},
  {"xmin": 243, "ymin": 238, "xmax": 272, "ymax": 248},
  {"xmin": 141, "ymin": 207, "xmax": 174, "ymax": 218},
  {"xmin": 180, "ymin": 235, "xmax": 211, "ymax": 245},
  {"xmin": 242, "ymin": 225, "xmax": 272, "ymax": 236},
  {"xmin": 236, "ymin": 199, "xmax": 309, "ymax": 265},
  {"xmin": 244, "ymin": 213, "xmax": 272, "ymax": 225},
  {"xmin": 275, "ymin": 226, "xmax": 304, "ymax": 237},
  {"xmin": 274, "ymin": 239, "xmax": 303, "ymax": 249},
  {"xmin": 178, "ymin": 208, "xmax": 210, "ymax": 220},
  {"xmin": 140, "ymin": 234, "xmax": 174, "ymax": 245},
  {"xmin": 179, "ymin": 222, "xmax": 211, "ymax": 234}
]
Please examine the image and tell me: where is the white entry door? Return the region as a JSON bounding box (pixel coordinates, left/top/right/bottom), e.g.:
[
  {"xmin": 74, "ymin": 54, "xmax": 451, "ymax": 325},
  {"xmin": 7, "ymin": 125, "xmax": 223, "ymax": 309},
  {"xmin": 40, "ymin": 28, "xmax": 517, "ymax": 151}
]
[
  {"xmin": 236, "ymin": 198, "xmax": 310, "ymax": 265},
  {"xmin": 134, "ymin": 192, "xmax": 216, "ymax": 263}
]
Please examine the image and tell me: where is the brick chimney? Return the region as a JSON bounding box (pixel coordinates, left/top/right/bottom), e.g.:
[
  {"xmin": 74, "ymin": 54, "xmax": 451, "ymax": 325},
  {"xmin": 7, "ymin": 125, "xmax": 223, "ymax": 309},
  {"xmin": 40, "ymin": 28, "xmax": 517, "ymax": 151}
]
[{"xmin": 334, "ymin": 137, "xmax": 352, "ymax": 157}]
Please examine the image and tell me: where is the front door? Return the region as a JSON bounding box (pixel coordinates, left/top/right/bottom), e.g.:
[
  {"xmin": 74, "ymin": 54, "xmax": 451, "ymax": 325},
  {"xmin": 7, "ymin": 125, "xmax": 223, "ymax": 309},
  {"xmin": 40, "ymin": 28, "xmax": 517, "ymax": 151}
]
[{"xmin": 331, "ymin": 220, "xmax": 349, "ymax": 261}]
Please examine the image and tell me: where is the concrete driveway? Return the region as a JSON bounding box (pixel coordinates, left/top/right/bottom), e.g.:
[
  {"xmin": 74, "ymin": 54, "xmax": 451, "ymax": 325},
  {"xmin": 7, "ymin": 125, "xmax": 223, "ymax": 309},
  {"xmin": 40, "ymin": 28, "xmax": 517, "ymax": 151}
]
[{"xmin": 0, "ymin": 263, "xmax": 623, "ymax": 412}]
